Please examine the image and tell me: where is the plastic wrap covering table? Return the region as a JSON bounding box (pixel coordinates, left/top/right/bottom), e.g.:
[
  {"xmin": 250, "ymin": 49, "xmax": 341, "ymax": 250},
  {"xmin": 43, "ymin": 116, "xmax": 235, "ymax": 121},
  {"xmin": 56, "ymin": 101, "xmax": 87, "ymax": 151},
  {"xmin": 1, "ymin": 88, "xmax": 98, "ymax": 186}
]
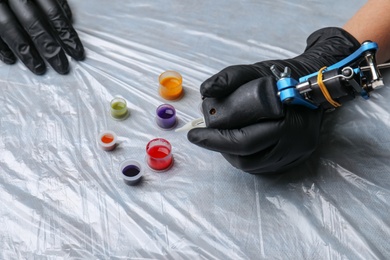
[{"xmin": 1, "ymin": 0, "xmax": 389, "ymax": 259}]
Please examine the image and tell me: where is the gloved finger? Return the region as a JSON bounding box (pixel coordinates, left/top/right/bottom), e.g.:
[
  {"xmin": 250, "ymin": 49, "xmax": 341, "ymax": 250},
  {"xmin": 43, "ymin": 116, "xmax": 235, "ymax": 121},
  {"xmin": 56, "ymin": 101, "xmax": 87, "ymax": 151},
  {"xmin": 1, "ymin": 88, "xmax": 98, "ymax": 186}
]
[
  {"xmin": 9, "ymin": 0, "xmax": 69, "ymax": 74},
  {"xmin": 35, "ymin": 0, "xmax": 85, "ymax": 61},
  {"xmin": 56, "ymin": 0, "xmax": 73, "ymax": 22},
  {"xmin": 0, "ymin": 1, "xmax": 46, "ymax": 74},
  {"xmin": 201, "ymin": 76, "xmax": 283, "ymax": 129},
  {"xmin": 220, "ymin": 108, "xmax": 322, "ymax": 174},
  {"xmin": 187, "ymin": 120, "xmax": 284, "ymax": 156},
  {"xmin": 0, "ymin": 37, "xmax": 16, "ymax": 64},
  {"xmin": 200, "ymin": 64, "xmax": 265, "ymax": 98}
]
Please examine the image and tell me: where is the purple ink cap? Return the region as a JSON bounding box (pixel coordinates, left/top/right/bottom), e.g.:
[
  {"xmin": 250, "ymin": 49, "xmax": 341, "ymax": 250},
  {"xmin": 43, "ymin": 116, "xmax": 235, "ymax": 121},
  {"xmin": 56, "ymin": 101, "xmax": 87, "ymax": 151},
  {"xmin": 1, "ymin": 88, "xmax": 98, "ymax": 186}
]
[
  {"xmin": 156, "ymin": 104, "xmax": 177, "ymax": 130},
  {"xmin": 119, "ymin": 159, "xmax": 143, "ymax": 186}
]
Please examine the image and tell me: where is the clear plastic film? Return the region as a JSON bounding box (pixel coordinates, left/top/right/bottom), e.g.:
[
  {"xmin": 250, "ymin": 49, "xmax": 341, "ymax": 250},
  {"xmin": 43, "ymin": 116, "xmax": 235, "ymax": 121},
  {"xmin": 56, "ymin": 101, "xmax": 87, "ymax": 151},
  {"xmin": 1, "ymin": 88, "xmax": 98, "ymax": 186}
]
[{"xmin": 1, "ymin": 0, "xmax": 390, "ymax": 259}]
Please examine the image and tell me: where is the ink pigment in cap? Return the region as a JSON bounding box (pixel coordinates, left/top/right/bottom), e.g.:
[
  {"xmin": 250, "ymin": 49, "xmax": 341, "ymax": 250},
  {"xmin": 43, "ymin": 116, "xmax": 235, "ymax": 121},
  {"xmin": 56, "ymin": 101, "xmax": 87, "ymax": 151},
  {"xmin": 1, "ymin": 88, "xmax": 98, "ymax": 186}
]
[
  {"xmin": 145, "ymin": 138, "xmax": 174, "ymax": 171},
  {"xmin": 97, "ymin": 130, "xmax": 117, "ymax": 151},
  {"xmin": 155, "ymin": 104, "xmax": 177, "ymax": 130},
  {"xmin": 110, "ymin": 96, "xmax": 129, "ymax": 120},
  {"xmin": 158, "ymin": 70, "xmax": 183, "ymax": 100},
  {"xmin": 119, "ymin": 159, "xmax": 144, "ymax": 185}
]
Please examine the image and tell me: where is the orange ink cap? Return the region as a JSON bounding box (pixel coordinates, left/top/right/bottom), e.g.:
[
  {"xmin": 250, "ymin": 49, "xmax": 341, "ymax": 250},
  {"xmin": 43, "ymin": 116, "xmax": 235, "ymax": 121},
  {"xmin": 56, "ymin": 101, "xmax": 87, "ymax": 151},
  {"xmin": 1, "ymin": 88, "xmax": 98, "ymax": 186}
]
[
  {"xmin": 97, "ymin": 130, "xmax": 117, "ymax": 151},
  {"xmin": 158, "ymin": 70, "xmax": 183, "ymax": 100}
]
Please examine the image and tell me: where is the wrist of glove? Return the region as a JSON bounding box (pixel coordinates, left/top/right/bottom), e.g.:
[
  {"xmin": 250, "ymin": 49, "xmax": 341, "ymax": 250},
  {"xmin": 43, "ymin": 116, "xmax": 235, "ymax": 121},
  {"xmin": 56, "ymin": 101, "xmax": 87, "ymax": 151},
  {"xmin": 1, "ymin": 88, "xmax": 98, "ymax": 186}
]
[
  {"xmin": 188, "ymin": 27, "xmax": 360, "ymax": 174},
  {"xmin": 0, "ymin": 0, "xmax": 85, "ymax": 75}
]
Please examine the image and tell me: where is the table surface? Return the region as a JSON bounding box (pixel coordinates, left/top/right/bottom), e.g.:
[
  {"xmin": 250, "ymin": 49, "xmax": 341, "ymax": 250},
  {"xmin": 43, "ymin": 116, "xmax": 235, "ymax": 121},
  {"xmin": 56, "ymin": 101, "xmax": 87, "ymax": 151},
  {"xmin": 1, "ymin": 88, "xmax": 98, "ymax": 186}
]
[{"xmin": 1, "ymin": 0, "xmax": 389, "ymax": 259}]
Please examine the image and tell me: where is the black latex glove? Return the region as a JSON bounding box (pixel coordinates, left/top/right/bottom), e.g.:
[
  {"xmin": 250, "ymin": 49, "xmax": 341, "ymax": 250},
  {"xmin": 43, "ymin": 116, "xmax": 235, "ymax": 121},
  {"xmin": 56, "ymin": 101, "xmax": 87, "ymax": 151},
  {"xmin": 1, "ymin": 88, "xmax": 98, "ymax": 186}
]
[
  {"xmin": 0, "ymin": 0, "xmax": 85, "ymax": 75},
  {"xmin": 188, "ymin": 27, "xmax": 360, "ymax": 174}
]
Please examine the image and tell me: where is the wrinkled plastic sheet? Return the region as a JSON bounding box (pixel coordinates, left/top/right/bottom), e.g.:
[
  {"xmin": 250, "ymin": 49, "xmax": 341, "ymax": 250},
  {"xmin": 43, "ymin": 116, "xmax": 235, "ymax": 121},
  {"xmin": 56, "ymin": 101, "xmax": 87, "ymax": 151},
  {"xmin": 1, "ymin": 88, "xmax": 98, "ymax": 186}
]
[{"xmin": 1, "ymin": 0, "xmax": 389, "ymax": 259}]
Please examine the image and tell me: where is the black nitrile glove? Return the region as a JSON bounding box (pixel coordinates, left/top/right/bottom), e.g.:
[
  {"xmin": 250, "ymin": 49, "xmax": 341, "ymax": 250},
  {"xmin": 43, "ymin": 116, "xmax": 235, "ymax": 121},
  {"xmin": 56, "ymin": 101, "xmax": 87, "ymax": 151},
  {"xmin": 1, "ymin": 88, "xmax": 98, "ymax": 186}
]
[
  {"xmin": 188, "ymin": 27, "xmax": 360, "ymax": 174},
  {"xmin": 0, "ymin": 0, "xmax": 85, "ymax": 75}
]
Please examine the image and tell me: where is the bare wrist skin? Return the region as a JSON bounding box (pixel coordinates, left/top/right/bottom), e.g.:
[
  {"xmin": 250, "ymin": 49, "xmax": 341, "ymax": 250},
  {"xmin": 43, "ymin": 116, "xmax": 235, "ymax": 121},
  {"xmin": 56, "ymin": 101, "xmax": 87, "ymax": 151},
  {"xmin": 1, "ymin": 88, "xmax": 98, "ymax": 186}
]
[{"xmin": 343, "ymin": 0, "xmax": 390, "ymax": 63}]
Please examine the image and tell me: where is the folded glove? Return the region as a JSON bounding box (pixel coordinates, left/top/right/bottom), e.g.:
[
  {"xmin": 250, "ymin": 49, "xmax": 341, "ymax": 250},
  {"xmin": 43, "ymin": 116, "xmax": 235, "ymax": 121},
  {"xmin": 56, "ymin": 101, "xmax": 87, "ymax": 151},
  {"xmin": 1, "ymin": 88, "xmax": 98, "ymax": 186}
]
[
  {"xmin": 0, "ymin": 0, "xmax": 85, "ymax": 75},
  {"xmin": 188, "ymin": 27, "xmax": 360, "ymax": 174}
]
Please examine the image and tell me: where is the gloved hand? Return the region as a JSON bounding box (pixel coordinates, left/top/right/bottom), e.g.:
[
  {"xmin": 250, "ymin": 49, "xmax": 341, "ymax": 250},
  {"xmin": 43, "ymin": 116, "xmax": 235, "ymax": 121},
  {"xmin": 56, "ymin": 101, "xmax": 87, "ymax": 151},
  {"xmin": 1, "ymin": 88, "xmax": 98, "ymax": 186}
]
[
  {"xmin": 188, "ymin": 27, "xmax": 360, "ymax": 174},
  {"xmin": 0, "ymin": 0, "xmax": 85, "ymax": 75}
]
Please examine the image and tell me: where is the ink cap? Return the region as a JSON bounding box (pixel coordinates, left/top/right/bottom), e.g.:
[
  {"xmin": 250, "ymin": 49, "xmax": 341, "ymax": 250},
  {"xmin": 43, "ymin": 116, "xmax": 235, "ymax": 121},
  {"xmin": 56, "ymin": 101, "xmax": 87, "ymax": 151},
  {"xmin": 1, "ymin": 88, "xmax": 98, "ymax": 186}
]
[
  {"xmin": 110, "ymin": 96, "xmax": 129, "ymax": 120},
  {"xmin": 97, "ymin": 130, "xmax": 117, "ymax": 151},
  {"xmin": 119, "ymin": 159, "xmax": 144, "ymax": 185},
  {"xmin": 158, "ymin": 70, "xmax": 184, "ymax": 101}
]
